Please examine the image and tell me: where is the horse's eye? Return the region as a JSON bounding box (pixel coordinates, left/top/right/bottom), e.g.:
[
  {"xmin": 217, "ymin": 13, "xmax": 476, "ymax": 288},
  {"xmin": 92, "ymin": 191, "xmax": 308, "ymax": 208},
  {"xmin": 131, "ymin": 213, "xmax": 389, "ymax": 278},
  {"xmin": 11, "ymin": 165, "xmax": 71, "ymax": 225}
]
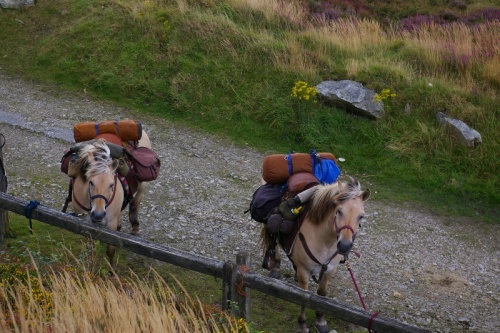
[
  {"xmin": 109, "ymin": 184, "xmax": 114, "ymax": 190},
  {"xmin": 337, "ymin": 210, "xmax": 343, "ymax": 217},
  {"xmin": 89, "ymin": 181, "xmax": 94, "ymax": 187}
]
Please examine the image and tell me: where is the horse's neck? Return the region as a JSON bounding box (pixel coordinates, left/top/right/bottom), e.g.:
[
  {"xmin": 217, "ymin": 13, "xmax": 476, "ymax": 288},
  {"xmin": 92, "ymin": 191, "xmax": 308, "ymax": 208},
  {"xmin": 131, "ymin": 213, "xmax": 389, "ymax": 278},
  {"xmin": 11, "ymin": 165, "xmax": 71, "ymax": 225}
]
[
  {"xmin": 301, "ymin": 217, "xmax": 337, "ymax": 253},
  {"xmin": 72, "ymin": 176, "xmax": 90, "ymax": 212}
]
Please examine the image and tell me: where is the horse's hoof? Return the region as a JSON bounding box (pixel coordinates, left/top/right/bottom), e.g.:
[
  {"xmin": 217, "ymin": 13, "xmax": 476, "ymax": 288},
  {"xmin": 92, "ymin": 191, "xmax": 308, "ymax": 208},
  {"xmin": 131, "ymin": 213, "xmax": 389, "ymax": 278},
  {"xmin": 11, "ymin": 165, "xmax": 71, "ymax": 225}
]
[
  {"xmin": 269, "ymin": 270, "xmax": 281, "ymax": 279},
  {"xmin": 131, "ymin": 228, "xmax": 140, "ymax": 236},
  {"xmin": 313, "ymin": 324, "xmax": 329, "ymax": 333}
]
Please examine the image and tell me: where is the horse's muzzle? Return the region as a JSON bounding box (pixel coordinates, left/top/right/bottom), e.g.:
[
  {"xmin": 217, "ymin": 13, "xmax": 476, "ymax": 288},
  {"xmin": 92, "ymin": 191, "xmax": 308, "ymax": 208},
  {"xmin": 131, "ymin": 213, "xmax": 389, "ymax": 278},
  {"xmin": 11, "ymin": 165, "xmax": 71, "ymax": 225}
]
[
  {"xmin": 337, "ymin": 240, "xmax": 353, "ymax": 255},
  {"xmin": 90, "ymin": 210, "xmax": 106, "ymax": 223}
]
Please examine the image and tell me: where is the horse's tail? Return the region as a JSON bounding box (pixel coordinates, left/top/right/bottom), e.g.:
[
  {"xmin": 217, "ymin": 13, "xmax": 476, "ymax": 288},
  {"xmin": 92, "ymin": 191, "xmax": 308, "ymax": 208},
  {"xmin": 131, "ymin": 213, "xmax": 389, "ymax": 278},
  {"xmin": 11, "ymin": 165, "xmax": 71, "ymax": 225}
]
[{"xmin": 259, "ymin": 224, "xmax": 273, "ymax": 255}]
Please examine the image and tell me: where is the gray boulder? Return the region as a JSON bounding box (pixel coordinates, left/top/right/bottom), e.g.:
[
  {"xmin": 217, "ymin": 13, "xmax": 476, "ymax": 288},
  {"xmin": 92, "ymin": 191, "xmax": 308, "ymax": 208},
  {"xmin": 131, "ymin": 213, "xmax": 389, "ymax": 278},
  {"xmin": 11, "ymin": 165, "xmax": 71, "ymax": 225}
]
[
  {"xmin": 0, "ymin": 0, "xmax": 33, "ymax": 8},
  {"xmin": 315, "ymin": 80, "xmax": 383, "ymax": 119},
  {"xmin": 436, "ymin": 112, "xmax": 482, "ymax": 148}
]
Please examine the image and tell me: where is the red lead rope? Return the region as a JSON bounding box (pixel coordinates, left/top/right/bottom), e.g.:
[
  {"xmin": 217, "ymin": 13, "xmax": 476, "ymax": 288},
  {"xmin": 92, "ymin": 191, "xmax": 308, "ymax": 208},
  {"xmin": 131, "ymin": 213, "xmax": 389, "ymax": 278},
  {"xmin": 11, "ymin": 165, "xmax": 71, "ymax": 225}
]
[{"xmin": 345, "ymin": 260, "xmax": 379, "ymax": 333}]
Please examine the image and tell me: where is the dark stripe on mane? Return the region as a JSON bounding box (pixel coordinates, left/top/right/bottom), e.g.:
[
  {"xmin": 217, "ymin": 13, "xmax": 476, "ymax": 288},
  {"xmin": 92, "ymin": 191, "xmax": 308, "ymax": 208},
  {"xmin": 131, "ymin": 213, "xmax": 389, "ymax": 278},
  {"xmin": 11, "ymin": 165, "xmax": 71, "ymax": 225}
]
[{"xmin": 77, "ymin": 140, "xmax": 113, "ymax": 179}]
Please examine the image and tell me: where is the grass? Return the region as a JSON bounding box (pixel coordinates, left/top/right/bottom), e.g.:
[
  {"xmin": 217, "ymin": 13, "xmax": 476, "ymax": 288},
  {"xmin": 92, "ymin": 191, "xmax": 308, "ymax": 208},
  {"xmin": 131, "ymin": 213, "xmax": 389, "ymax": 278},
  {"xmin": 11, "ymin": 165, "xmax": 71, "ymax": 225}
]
[
  {"xmin": 0, "ymin": 244, "xmax": 245, "ymax": 332},
  {"xmin": 1, "ymin": 214, "xmax": 365, "ymax": 333}
]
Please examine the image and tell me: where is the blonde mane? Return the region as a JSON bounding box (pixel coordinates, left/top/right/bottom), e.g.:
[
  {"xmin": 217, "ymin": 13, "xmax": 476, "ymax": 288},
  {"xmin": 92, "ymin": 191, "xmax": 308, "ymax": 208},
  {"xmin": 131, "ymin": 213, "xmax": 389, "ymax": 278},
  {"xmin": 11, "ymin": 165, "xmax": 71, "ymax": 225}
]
[
  {"xmin": 77, "ymin": 139, "xmax": 113, "ymax": 179},
  {"xmin": 308, "ymin": 177, "xmax": 363, "ymax": 225}
]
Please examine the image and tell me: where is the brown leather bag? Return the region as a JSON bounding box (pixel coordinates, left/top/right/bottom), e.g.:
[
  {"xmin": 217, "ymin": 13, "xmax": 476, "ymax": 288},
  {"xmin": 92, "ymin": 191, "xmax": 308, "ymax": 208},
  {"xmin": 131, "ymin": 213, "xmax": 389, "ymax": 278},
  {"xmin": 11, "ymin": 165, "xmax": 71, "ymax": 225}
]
[{"xmin": 125, "ymin": 146, "xmax": 160, "ymax": 182}]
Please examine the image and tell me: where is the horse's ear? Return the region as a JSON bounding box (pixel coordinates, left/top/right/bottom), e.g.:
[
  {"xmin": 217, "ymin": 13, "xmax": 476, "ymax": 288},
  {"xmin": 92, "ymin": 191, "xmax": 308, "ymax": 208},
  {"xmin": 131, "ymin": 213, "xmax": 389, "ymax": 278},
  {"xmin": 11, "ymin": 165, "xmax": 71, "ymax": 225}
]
[
  {"xmin": 337, "ymin": 179, "xmax": 344, "ymax": 190},
  {"xmin": 361, "ymin": 188, "xmax": 371, "ymax": 201}
]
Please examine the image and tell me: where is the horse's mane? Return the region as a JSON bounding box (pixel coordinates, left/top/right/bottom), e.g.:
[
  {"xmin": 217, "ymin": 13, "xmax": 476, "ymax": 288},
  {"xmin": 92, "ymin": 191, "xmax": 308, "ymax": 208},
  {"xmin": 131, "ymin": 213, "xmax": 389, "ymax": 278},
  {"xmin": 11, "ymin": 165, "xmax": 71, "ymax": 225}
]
[
  {"xmin": 307, "ymin": 177, "xmax": 362, "ymax": 225},
  {"xmin": 77, "ymin": 139, "xmax": 113, "ymax": 179}
]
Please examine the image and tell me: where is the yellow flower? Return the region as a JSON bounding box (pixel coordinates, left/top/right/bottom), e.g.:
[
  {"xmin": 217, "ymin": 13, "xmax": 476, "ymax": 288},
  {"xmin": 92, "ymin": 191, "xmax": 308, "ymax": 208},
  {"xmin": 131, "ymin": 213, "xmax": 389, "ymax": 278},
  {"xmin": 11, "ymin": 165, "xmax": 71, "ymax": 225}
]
[
  {"xmin": 291, "ymin": 81, "xmax": 317, "ymax": 102},
  {"xmin": 373, "ymin": 88, "xmax": 396, "ymax": 102}
]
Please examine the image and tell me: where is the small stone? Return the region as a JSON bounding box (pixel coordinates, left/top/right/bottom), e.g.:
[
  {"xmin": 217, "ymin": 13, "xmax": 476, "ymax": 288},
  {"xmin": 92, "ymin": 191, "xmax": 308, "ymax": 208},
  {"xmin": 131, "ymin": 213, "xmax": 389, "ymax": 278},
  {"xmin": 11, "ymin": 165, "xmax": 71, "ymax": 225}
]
[{"xmin": 393, "ymin": 291, "xmax": 404, "ymax": 299}]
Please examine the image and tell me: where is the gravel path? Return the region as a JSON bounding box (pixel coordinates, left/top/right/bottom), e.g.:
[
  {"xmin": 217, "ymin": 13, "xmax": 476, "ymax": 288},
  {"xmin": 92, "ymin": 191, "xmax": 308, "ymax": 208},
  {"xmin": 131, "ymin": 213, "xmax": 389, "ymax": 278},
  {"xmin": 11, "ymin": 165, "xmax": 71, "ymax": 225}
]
[{"xmin": 0, "ymin": 72, "xmax": 498, "ymax": 333}]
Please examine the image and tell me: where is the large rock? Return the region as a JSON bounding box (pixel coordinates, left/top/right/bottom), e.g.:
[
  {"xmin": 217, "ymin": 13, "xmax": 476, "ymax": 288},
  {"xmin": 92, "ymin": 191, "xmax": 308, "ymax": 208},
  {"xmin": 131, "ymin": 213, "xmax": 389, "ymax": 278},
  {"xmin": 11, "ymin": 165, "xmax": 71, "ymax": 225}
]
[
  {"xmin": 0, "ymin": 0, "xmax": 33, "ymax": 8},
  {"xmin": 316, "ymin": 80, "xmax": 383, "ymax": 119},
  {"xmin": 436, "ymin": 112, "xmax": 482, "ymax": 148}
]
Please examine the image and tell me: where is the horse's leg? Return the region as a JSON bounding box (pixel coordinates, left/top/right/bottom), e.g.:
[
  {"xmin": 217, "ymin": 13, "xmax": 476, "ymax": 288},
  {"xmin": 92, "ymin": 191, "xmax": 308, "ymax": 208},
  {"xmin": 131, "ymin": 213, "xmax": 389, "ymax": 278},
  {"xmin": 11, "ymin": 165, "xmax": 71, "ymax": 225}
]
[
  {"xmin": 296, "ymin": 268, "xmax": 310, "ymax": 333},
  {"xmin": 268, "ymin": 246, "xmax": 281, "ymax": 279},
  {"xmin": 129, "ymin": 181, "xmax": 146, "ymax": 235},
  {"xmin": 106, "ymin": 215, "xmax": 120, "ymax": 274},
  {"xmin": 314, "ymin": 270, "xmax": 336, "ymax": 333},
  {"xmin": 262, "ymin": 234, "xmax": 281, "ymax": 279},
  {"xmin": 106, "ymin": 244, "xmax": 117, "ymax": 274}
]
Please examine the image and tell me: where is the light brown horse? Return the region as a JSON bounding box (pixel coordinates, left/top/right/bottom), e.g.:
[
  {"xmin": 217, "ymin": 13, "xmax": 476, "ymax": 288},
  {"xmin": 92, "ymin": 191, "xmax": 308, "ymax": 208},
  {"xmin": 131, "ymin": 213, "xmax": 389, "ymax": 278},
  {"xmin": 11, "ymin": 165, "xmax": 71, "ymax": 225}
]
[
  {"xmin": 260, "ymin": 177, "xmax": 370, "ymax": 333},
  {"xmin": 71, "ymin": 131, "xmax": 151, "ymax": 270}
]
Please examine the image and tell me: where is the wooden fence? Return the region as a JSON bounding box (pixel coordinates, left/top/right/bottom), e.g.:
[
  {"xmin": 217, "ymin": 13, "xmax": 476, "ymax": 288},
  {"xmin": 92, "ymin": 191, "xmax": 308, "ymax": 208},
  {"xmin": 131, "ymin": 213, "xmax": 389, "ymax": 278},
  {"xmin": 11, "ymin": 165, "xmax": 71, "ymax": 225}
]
[{"xmin": 0, "ymin": 192, "xmax": 432, "ymax": 333}]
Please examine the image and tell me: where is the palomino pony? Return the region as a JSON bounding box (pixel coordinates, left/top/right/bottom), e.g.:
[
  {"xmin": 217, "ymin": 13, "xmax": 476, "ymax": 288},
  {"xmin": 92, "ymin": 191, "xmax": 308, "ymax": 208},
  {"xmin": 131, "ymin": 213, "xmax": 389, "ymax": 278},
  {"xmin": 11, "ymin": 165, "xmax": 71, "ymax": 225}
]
[
  {"xmin": 70, "ymin": 131, "xmax": 151, "ymax": 270},
  {"xmin": 260, "ymin": 177, "xmax": 370, "ymax": 333}
]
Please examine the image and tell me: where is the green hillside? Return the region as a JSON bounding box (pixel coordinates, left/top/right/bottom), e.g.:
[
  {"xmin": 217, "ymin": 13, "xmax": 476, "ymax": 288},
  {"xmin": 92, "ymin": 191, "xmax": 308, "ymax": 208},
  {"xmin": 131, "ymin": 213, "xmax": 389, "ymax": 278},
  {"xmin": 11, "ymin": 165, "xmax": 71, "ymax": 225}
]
[{"xmin": 0, "ymin": 0, "xmax": 498, "ymax": 221}]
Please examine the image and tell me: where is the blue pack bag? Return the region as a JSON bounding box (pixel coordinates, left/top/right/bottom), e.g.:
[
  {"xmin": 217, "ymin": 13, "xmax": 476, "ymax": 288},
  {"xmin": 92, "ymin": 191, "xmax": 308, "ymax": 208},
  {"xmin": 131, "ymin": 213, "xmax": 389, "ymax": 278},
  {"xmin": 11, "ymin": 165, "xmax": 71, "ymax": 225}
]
[{"xmin": 310, "ymin": 150, "xmax": 340, "ymax": 184}]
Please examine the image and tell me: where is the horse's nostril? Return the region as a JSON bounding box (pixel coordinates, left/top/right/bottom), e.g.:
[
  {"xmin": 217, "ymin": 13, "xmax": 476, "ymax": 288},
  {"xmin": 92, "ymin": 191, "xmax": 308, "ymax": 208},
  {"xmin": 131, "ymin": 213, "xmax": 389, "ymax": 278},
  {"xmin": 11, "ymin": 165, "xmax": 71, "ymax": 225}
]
[
  {"xmin": 91, "ymin": 211, "xmax": 106, "ymax": 222},
  {"xmin": 337, "ymin": 240, "xmax": 353, "ymax": 254}
]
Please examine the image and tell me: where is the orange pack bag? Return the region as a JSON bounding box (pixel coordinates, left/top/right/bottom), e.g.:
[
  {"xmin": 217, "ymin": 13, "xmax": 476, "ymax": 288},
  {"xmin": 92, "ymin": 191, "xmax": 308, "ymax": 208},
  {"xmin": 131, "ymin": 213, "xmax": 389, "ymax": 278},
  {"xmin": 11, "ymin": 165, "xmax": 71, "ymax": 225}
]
[
  {"xmin": 74, "ymin": 120, "xmax": 142, "ymax": 142},
  {"xmin": 262, "ymin": 152, "xmax": 337, "ymax": 184}
]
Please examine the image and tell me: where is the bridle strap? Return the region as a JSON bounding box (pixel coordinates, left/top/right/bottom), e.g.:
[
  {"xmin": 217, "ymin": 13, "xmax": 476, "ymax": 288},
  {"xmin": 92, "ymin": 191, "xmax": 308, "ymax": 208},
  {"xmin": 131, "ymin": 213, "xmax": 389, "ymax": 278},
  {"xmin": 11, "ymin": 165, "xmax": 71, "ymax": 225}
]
[
  {"xmin": 92, "ymin": 173, "xmax": 118, "ymax": 208},
  {"xmin": 72, "ymin": 174, "xmax": 118, "ymax": 212},
  {"xmin": 334, "ymin": 211, "xmax": 357, "ymax": 243},
  {"xmin": 298, "ymin": 232, "xmax": 340, "ymax": 283},
  {"xmin": 72, "ymin": 178, "xmax": 91, "ymax": 212},
  {"xmin": 335, "ymin": 223, "xmax": 356, "ymax": 236},
  {"xmin": 90, "ymin": 194, "xmax": 109, "ymax": 204}
]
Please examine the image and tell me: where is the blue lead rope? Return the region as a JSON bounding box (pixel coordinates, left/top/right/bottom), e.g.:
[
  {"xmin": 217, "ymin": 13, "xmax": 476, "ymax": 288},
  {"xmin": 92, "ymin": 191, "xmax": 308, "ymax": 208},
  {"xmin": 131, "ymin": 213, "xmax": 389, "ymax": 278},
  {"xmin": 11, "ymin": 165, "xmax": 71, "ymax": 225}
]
[{"xmin": 24, "ymin": 200, "xmax": 40, "ymax": 233}]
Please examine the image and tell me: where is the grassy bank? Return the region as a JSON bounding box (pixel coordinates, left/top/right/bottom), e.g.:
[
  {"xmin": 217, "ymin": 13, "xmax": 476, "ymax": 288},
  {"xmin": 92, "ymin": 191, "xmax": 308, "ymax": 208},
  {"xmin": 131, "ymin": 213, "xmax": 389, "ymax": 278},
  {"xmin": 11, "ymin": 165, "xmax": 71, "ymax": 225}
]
[{"xmin": 0, "ymin": 0, "xmax": 498, "ymax": 222}]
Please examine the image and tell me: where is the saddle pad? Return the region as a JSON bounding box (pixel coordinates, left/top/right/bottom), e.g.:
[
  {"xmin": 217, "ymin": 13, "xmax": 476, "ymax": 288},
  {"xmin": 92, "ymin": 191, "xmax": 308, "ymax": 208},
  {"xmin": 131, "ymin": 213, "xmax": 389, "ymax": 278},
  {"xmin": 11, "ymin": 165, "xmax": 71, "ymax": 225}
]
[{"xmin": 287, "ymin": 172, "xmax": 319, "ymax": 193}]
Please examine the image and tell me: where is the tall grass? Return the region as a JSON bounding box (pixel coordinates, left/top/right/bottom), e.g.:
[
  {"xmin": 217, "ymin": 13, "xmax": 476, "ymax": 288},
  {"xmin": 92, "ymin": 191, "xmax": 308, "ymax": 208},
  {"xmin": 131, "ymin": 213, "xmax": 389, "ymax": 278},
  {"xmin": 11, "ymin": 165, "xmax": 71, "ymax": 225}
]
[
  {"xmin": 401, "ymin": 21, "xmax": 500, "ymax": 90},
  {"xmin": 0, "ymin": 261, "xmax": 244, "ymax": 333}
]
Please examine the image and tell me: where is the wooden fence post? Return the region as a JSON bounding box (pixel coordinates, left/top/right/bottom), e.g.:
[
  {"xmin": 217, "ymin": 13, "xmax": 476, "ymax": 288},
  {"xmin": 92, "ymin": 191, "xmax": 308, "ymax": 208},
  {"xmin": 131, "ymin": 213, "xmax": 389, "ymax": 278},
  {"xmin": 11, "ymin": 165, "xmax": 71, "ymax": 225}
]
[
  {"xmin": 0, "ymin": 134, "xmax": 8, "ymax": 246},
  {"xmin": 221, "ymin": 260, "xmax": 234, "ymax": 312},
  {"xmin": 222, "ymin": 251, "xmax": 251, "ymax": 320}
]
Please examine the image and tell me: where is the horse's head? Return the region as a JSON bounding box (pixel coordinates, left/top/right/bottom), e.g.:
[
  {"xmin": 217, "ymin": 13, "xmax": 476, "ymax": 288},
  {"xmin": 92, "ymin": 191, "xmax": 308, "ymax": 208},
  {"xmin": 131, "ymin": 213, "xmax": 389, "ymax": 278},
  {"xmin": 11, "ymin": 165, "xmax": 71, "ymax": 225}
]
[
  {"xmin": 78, "ymin": 140, "xmax": 119, "ymax": 224},
  {"xmin": 333, "ymin": 178, "xmax": 370, "ymax": 255},
  {"xmin": 309, "ymin": 177, "xmax": 370, "ymax": 256}
]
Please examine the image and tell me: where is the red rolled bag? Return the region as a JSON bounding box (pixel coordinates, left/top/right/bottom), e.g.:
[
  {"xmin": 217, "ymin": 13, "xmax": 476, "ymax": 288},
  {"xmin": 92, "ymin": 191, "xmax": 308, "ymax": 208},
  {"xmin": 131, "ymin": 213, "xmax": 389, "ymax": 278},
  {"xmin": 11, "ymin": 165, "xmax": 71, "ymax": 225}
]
[
  {"xmin": 74, "ymin": 120, "xmax": 142, "ymax": 142},
  {"xmin": 262, "ymin": 152, "xmax": 337, "ymax": 184}
]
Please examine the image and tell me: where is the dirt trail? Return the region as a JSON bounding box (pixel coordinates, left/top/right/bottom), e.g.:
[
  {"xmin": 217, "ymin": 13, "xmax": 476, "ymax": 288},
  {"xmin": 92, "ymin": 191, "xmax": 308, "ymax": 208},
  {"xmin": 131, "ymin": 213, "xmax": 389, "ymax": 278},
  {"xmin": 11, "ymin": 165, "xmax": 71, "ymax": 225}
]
[{"xmin": 0, "ymin": 73, "xmax": 498, "ymax": 333}]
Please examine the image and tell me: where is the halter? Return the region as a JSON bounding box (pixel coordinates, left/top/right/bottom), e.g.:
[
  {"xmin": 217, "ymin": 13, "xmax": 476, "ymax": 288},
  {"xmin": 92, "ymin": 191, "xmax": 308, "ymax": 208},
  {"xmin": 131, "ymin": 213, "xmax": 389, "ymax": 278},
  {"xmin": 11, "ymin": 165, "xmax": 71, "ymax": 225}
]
[
  {"xmin": 72, "ymin": 174, "xmax": 118, "ymax": 212},
  {"xmin": 297, "ymin": 213, "xmax": 358, "ymax": 283},
  {"xmin": 335, "ymin": 219, "xmax": 357, "ymax": 241}
]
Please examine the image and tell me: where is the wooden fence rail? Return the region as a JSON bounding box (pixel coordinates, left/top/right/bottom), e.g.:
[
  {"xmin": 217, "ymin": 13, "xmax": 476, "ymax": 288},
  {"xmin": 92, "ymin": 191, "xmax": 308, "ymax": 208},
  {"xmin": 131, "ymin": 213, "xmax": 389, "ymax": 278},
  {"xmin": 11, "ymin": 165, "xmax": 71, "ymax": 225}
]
[{"xmin": 0, "ymin": 192, "xmax": 431, "ymax": 333}]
